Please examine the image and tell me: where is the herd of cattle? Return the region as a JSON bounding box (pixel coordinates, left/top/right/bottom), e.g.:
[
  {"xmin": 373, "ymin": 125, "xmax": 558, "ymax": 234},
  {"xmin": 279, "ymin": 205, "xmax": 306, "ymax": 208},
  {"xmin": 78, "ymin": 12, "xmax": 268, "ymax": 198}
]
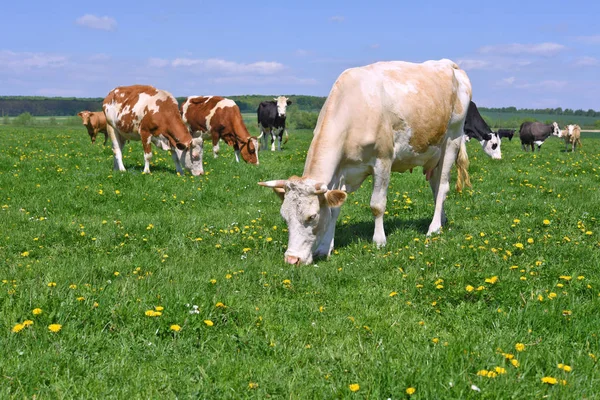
[{"xmin": 75, "ymin": 59, "xmax": 584, "ymax": 265}]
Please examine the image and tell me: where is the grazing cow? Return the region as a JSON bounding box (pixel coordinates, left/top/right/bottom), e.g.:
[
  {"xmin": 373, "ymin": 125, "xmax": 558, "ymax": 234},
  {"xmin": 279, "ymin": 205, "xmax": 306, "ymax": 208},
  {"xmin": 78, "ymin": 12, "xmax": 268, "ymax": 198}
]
[
  {"xmin": 563, "ymin": 124, "xmax": 582, "ymax": 152},
  {"xmin": 463, "ymin": 101, "xmax": 501, "ymax": 159},
  {"xmin": 519, "ymin": 121, "xmax": 562, "ymax": 152},
  {"xmin": 77, "ymin": 111, "xmax": 108, "ymax": 145},
  {"xmin": 259, "ymin": 59, "xmax": 472, "ymax": 265},
  {"xmin": 257, "ymin": 96, "xmax": 291, "ymax": 151},
  {"xmin": 103, "ymin": 85, "xmax": 203, "ymax": 175},
  {"xmin": 497, "ymin": 128, "xmax": 515, "ymax": 141},
  {"xmin": 181, "ymin": 96, "xmax": 258, "ymax": 173}
]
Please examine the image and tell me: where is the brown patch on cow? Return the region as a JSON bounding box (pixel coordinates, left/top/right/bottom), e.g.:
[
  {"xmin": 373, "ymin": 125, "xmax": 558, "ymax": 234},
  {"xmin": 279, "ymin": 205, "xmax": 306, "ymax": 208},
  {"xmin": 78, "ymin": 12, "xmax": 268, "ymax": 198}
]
[
  {"xmin": 182, "ymin": 96, "xmax": 257, "ymax": 164},
  {"xmin": 387, "ymin": 69, "xmax": 455, "ymax": 153}
]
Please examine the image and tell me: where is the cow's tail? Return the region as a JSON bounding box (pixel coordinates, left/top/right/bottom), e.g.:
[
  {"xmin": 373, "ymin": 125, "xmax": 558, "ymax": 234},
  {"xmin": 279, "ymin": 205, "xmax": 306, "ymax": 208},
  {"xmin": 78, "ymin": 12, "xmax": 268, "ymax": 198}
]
[{"xmin": 455, "ymin": 139, "xmax": 471, "ymax": 192}]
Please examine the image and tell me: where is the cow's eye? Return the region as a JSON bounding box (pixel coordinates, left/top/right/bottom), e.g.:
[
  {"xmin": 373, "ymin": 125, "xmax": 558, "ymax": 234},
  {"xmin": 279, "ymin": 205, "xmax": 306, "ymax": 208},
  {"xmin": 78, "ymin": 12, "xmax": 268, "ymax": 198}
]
[
  {"xmin": 306, "ymin": 214, "xmax": 318, "ymax": 222},
  {"xmin": 492, "ymin": 143, "xmax": 498, "ymax": 150}
]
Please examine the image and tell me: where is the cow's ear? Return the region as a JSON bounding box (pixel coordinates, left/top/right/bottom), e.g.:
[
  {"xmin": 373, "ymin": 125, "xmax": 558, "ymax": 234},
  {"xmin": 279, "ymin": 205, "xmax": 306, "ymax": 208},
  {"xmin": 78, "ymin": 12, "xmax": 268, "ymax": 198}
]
[
  {"xmin": 325, "ymin": 190, "xmax": 347, "ymax": 208},
  {"xmin": 286, "ymin": 100, "xmax": 292, "ymax": 105},
  {"xmin": 273, "ymin": 187, "xmax": 285, "ymax": 201},
  {"xmin": 77, "ymin": 112, "xmax": 83, "ymax": 117}
]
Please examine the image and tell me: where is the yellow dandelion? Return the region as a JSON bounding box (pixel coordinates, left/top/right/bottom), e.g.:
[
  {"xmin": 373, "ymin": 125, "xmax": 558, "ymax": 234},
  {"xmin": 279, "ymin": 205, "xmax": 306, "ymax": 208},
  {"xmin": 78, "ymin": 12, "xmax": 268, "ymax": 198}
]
[
  {"xmin": 12, "ymin": 323, "xmax": 25, "ymax": 333},
  {"xmin": 225, "ymin": 274, "xmax": 232, "ymax": 279},
  {"xmin": 282, "ymin": 279, "xmax": 291, "ymax": 285},
  {"xmin": 77, "ymin": 296, "xmax": 85, "ymax": 301},
  {"xmin": 527, "ymin": 238, "xmax": 534, "ymax": 244},
  {"xmin": 69, "ymin": 284, "xmax": 77, "ymax": 289},
  {"xmin": 466, "ymin": 285, "xmax": 474, "ymax": 292},
  {"xmin": 349, "ymin": 383, "xmax": 360, "ymax": 392},
  {"xmin": 406, "ymin": 387, "xmax": 416, "ymax": 395},
  {"xmin": 32, "ymin": 308, "xmax": 42, "ymax": 315},
  {"xmin": 511, "ymin": 359, "xmax": 520, "ymax": 368},
  {"xmin": 210, "ymin": 279, "xmax": 217, "ymax": 284},
  {"xmin": 170, "ymin": 324, "xmax": 181, "ymax": 332},
  {"xmin": 515, "ymin": 343, "xmax": 525, "ymax": 352},
  {"xmin": 215, "ymin": 302, "xmax": 226, "ymax": 308},
  {"xmin": 21, "ymin": 251, "xmax": 30, "ymax": 257},
  {"xmin": 476, "ymin": 369, "xmax": 489, "ymax": 377},
  {"xmin": 155, "ymin": 306, "xmax": 164, "ymax": 311},
  {"xmin": 389, "ymin": 291, "xmax": 398, "ymax": 297},
  {"xmin": 432, "ymin": 337, "xmax": 440, "ymax": 344},
  {"xmin": 248, "ymin": 382, "xmax": 258, "ymax": 389},
  {"xmin": 495, "ymin": 367, "xmax": 506, "ymax": 374},
  {"xmin": 145, "ymin": 310, "xmax": 160, "ymax": 317},
  {"xmin": 559, "ymin": 275, "xmax": 572, "ymax": 281},
  {"xmin": 114, "ymin": 271, "xmax": 120, "ymax": 276},
  {"xmin": 543, "ymin": 219, "xmax": 550, "ymax": 226},
  {"xmin": 485, "ymin": 276, "xmax": 499, "ymax": 284},
  {"xmin": 22, "ymin": 320, "xmax": 33, "ymax": 327},
  {"xmin": 514, "ymin": 243, "xmax": 524, "ymax": 249},
  {"xmin": 47, "ymin": 282, "xmax": 56, "ymax": 287},
  {"xmin": 204, "ymin": 320, "xmax": 214, "ymax": 327},
  {"xmin": 541, "ymin": 376, "xmax": 557, "ymax": 385},
  {"xmin": 48, "ymin": 324, "xmax": 62, "ymax": 333},
  {"xmin": 548, "ymin": 292, "xmax": 557, "ymax": 299}
]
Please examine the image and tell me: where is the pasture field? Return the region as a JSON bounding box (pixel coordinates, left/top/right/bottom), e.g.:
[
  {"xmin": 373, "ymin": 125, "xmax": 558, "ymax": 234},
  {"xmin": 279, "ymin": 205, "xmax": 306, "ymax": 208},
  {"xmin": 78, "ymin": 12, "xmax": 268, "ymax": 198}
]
[{"xmin": 1, "ymin": 125, "xmax": 599, "ymax": 399}]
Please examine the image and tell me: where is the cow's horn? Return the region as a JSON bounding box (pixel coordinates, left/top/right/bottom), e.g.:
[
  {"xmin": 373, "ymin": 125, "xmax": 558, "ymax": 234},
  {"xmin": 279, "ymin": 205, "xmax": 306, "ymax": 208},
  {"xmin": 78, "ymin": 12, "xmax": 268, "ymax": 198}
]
[
  {"xmin": 314, "ymin": 183, "xmax": 328, "ymax": 194},
  {"xmin": 258, "ymin": 180, "xmax": 287, "ymax": 188}
]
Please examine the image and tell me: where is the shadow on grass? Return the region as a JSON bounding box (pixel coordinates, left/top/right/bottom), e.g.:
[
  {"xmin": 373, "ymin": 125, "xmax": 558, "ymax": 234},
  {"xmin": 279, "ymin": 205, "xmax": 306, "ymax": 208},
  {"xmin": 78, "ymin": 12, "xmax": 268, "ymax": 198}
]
[{"xmin": 335, "ymin": 216, "xmax": 432, "ymax": 248}]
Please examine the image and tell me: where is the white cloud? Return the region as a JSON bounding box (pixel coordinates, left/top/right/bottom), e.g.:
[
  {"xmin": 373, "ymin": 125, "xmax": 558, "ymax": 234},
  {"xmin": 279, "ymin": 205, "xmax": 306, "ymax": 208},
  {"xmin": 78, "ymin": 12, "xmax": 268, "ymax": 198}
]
[
  {"xmin": 575, "ymin": 35, "xmax": 600, "ymax": 44},
  {"xmin": 573, "ymin": 56, "xmax": 599, "ymax": 67},
  {"xmin": 457, "ymin": 59, "xmax": 491, "ymax": 70},
  {"xmin": 499, "ymin": 76, "xmax": 516, "ymax": 85},
  {"xmin": 0, "ymin": 50, "xmax": 68, "ymax": 70},
  {"xmin": 478, "ymin": 42, "xmax": 566, "ymax": 56},
  {"xmin": 330, "ymin": 16, "xmax": 345, "ymax": 22},
  {"xmin": 162, "ymin": 58, "xmax": 286, "ymax": 75},
  {"xmin": 76, "ymin": 14, "xmax": 117, "ymax": 31},
  {"xmin": 515, "ymin": 80, "xmax": 568, "ymax": 90}
]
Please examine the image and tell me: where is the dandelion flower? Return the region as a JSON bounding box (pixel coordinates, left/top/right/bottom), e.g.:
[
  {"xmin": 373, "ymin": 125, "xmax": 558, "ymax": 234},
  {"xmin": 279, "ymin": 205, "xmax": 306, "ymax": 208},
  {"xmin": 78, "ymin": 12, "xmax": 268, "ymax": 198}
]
[
  {"xmin": 215, "ymin": 302, "xmax": 226, "ymax": 308},
  {"xmin": 170, "ymin": 324, "xmax": 181, "ymax": 332},
  {"xmin": 543, "ymin": 219, "xmax": 550, "ymax": 226},
  {"xmin": 349, "ymin": 383, "xmax": 360, "ymax": 392},
  {"xmin": 204, "ymin": 320, "xmax": 214, "ymax": 327},
  {"xmin": 495, "ymin": 367, "xmax": 507, "ymax": 374},
  {"xmin": 511, "ymin": 359, "xmax": 520, "ymax": 367},
  {"xmin": 32, "ymin": 308, "xmax": 42, "ymax": 315},
  {"xmin": 12, "ymin": 323, "xmax": 25, "ymax": 333},
  {"xmin": 432, "ymin": 337, "xmax": 440, "ymax": 344},
  {"xmin": 515, "ymin": 343, "xmax": 525, "ymax": 352},
  {"xmin": 22, "ymin": 320, "xmax": 33, "ymax": 327},
  {"xmin": 389, "ymin": 291, "xmax": 398, "ymax": 297},
  {"xmin": 210, "ymin": 279, "xmax": 217, "ymax": 284},
  {"xmin": 154, "ymin": 306, "xmax": 164, "ymax": 311},
  {"xmin": 48, "ymin": 324, "xmax": 62, "ymax": 333},
  {"xmin": 485, "ymin": 276, "xmax": 499, "ymax": 284},
  {"xmin": 541, "ymin": 376, "xmax": 557, "ymax": 385},
  {"xmin": 514, "ymin": 243, "xmax": 524, "ymax": 249},
  {"xmin": 466, "ymin": 285, "xmax": 474, "ymax": 292},
  {"xmin": 248, "ymin": 382, "xmax": 258, "ymax": 389},
  {"xmin": 406, "ymin": 387, "xmax": 416, "ymax": 395},
  {"xmin": 47, "ymin": 282, "xmax": 56, "ymax": 287},
  {"xmin": 69, "ymin": 284, "xmax": 77, "ymax": 289}
]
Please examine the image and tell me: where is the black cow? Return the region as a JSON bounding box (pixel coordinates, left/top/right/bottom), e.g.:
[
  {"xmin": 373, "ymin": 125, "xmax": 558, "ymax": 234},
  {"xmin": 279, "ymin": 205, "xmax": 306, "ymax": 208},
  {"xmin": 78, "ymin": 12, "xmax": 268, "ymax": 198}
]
[
  {"xmin": 497, "ymin": 129, "xmax": 515, "ymax": 141},
  {"xmin": 257, "ymin": 96, "xmax": 291, "ymax": 151},
  {"xmin": 463, "ymin": 101, "xmax": 501, "ymax": 159},
  {"xmin": 518, "ymin": 122, "xmax": 562, "ymax": 152}
]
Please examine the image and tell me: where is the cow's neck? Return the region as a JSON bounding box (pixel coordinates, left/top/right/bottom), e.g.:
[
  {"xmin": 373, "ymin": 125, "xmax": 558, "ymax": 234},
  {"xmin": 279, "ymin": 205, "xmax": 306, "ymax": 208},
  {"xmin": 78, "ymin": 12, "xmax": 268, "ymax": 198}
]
[{"xmin": 302, "ymin": 124, "xmax": 343, "ymax": 186}]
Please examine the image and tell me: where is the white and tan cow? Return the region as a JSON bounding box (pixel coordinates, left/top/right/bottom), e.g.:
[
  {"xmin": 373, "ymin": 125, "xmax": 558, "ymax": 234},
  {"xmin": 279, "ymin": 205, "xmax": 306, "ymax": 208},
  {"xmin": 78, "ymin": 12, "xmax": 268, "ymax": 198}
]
[
  {"xmin": 77, "ymin": 110, "xmax": 108, "ymax": 145},
  {"xmin": 181, "ymin": 96, "xmax": 258, "ymax": 174},
  {"xmin": 260, "ymin": 59, "xmax": 472, "ymax": 265},
  {"xmin": 103, "ymin": 85, "xmax": 203, "ymax": 175},
  {"xmin": 563, "ymin": 124, "xmax": 582, "ymax": 152}
]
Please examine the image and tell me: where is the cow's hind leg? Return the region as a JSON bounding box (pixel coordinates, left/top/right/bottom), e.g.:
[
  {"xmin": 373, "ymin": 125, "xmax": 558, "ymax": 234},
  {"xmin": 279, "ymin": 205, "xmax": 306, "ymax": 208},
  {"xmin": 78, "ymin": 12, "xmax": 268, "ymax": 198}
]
[
  {"xmin": 140, "ymin": 130, "xmax": 154, "ymax": 174},
  {"xmin": 270, "ymin": 129, "xmax": 276, "ymax": 152},
  {"xmin": 108, "ymin": 125, "xmax": 127, "ymax": 172},
  {"xmin": 370, "ymin": 159, "xmax": 392, "ymax": 247},
  {"xmin": 212, "ymin": 132, "xmax": 220, "ymax": 158},
  {"xmin": 427, "ymin": 136, "xmax": 461, "ymax": 236}
]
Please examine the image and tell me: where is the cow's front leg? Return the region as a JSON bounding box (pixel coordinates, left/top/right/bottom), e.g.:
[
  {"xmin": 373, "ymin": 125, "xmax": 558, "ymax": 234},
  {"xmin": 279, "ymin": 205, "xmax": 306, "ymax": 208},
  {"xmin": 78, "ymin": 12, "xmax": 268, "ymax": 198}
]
[
  {"xmin": 233, "ymin": 143, "xmax": 241, "ymax": 163},
  {"xmin": 270, "ymin": 130, "xmax": 276, "ymax": 152},
  {"xmin": 371, "ymin": 159, "xmax": 392, "ymax": 247},
  {"xmin": 140, "ymin": 130, "xmax": 153, "ymax": 174},
  {"xmin": 108, "ymin": 125, "xmax": 126, "ymax": 171},
  {"xmin": 427, "ymin": 138, "xmax": 459, "ymax": 236},
  {"xmin": 277, "ymin": 130, "xmax": 283, "ymax": 151},
  {"xmin": 212, "ymin": 132, "xmax": 220, "ymax": 158},
  {"xmin": 315, "ymin": 207, "xmax": 341, "ymax": 258}
]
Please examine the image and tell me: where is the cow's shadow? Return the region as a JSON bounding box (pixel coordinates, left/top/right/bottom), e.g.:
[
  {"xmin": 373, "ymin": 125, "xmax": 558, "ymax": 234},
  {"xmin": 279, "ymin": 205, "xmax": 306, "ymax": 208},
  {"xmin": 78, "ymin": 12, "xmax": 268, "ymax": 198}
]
[{"xmin": 335, "ymin": 216, "xmax": 432, "ymax": 248}]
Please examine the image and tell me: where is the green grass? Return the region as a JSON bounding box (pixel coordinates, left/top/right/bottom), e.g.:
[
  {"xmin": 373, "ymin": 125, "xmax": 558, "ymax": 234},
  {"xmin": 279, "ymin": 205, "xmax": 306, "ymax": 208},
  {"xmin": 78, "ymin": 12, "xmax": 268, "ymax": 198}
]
[{"xmin": 1, "ymin": 125, "xmax": 599, "ymax": 399}]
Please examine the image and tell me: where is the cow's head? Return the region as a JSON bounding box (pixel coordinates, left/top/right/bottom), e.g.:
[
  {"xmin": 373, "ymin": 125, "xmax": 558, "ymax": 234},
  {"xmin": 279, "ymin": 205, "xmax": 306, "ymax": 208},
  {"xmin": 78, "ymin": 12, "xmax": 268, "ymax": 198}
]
[
  {"xmin": 275, "ymin": 96, "xmax": 292, "ymax": 117},
  {"xmin": 239, "ymin": 136, "xmax": 259, "ymax": 165},
  {"xmin": 552, "ymin": 122, "xmax": 562, "ymax": 137},
  {"xmin": 259, "ymin": 177, "xmax": 347, "ymax": 265},
  {"xmin": 78, "ymin": 111, "xmax": 97, "ymax": 143},
  {"xmin": 157, "ymin": 135, "xmax": 204, "ymax": 176},
  {"xmin": 480, "ymin": 132, "xmax": 502, "ymax": 160}
]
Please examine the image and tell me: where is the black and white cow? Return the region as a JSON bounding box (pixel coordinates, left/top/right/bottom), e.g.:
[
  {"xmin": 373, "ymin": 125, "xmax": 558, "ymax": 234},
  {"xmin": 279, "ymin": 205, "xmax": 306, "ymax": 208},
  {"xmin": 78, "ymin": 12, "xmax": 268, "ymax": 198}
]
[
  {"xmin": 497, "ymin": 128, "xmax": 515, "ymax": 141},
  {"xmin": 257, "ymin": 96, "xmax": 291, "ymax": 151},
  {"xmin": 518, "ymin": 121, "xmax": 562, "ymax": 152},
  {"xmin": 463, "ymin": 101, "xmax": 501, "ymax": 159}
]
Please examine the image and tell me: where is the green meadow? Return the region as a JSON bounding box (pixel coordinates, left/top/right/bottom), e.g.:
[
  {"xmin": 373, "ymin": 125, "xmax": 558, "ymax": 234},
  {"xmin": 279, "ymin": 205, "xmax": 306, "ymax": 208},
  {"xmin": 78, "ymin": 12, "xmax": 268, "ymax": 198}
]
[{"xmin": 1, "ymin": 124, "xmax": 599, "ymax": 399}]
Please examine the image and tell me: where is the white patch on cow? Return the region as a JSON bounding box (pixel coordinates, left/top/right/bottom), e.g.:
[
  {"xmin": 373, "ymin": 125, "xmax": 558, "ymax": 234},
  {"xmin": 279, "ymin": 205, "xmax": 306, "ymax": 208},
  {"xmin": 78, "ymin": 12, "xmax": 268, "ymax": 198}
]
[
  {"xmin": 534, "ymin": 140, "xmax": 544, "ymax": 147},
  {"xmin": 479, "ymin": 133, "xmax": 502, "ymax": 160},
  {"xmin": 275, "ymin": 96, "xmax": 289, "ymax": 117},
  {"xmin": 395, "ymin": 81, "xmax": 419, "ymax": 94},
  {"xmin": 552, "ymin": 122, "xmax": 562, "ymax": 137},
  {"xmin": 568, "ymin": 124, "xmax": 574, "ymax": 136},
  {"xmin": 205, "ymin": 99, "xmax": 236, "ymax": 131}
]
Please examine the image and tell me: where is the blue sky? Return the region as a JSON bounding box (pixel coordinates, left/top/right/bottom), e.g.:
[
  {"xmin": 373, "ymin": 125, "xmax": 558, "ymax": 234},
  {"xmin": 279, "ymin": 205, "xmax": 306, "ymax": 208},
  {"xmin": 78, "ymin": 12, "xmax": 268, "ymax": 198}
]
[{"xmin": 1, "ymin": 0, "xmax": 599, "ymax": 109}]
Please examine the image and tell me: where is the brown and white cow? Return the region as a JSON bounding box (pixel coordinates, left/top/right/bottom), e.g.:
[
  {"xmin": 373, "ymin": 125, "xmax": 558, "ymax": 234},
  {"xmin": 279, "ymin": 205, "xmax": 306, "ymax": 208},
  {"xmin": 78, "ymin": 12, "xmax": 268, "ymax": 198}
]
[
  {"xmin": 260, "ymin": 59, "xmax": 472, "ymax": 265},
  {"xmin": 102, "ymin": 85, "xmax": 203, "ymax": 175},
  {"xmin": 77, "ymin": 110, "xmax": 108, "ymax": 145},
  {"xmin": 181, "ymin": 96, "xmax": 258, "ymax": 173},
  {"xmin": 563, "ymin": 124, "xmax": 582, "ymax": 152}
]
